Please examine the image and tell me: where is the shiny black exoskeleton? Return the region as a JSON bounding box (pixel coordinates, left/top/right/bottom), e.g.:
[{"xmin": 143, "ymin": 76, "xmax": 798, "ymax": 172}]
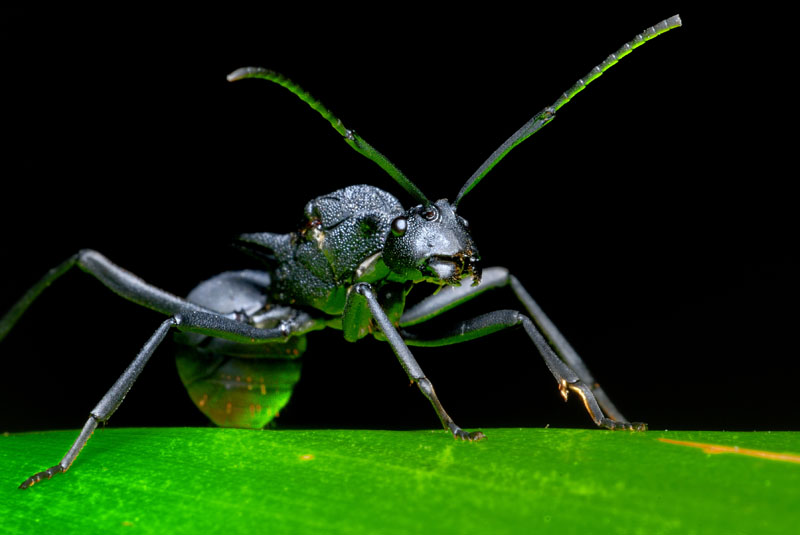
[
  {"xmin": 3, "ymin": 15, "xmax": 681, "ymax": 488},
  {"xmin": 174, "ymin": 184, "xmax": 482, "ymax": 430},
  {"xmin": 239, "ymin": 185, "xmax": 479, "ymax": 312}
]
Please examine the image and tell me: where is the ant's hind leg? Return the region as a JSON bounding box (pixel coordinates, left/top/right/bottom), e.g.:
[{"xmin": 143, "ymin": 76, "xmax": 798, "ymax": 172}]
[
  {"xmin": 1, "ymin": 249, "xmax": 213, "ymax": 344},
  {"xmin": 18, "ymin": 318, "xmax": 177, "ymax": 489},
  {"xmin": 18, "ymin": 307, "xmax": 314, "ymax": 489}
]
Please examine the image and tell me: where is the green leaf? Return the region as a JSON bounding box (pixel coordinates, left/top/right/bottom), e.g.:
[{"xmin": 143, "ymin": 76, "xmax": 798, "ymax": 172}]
[{"xmin": 1, "ymin": 427, "xmax": 798, "ymax": 534}]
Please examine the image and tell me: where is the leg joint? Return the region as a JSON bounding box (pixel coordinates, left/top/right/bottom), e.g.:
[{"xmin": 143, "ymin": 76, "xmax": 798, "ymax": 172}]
[
  {"xmin": 416, "ymin": 376, "xmax": 434, "ymax": 398},
  {"xmin": 352, "ymin": 282, "xmax": 372, "ymax": 296}
]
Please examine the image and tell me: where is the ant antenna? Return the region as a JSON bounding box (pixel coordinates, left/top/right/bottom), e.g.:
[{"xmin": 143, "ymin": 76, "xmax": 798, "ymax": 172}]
[
  {"xmin": 227, "ymin": 68, "xmax": 432, "ymax": 206},
  {"xmin": 454, "ymin": 15, "xmax": 682, "ymax": 207}
]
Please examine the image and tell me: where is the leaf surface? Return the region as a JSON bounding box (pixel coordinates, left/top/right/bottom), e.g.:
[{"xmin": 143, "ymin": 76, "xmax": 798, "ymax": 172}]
[{"xmin": 1, "ymin": 427, "xmax": 798, "ymax": 534}]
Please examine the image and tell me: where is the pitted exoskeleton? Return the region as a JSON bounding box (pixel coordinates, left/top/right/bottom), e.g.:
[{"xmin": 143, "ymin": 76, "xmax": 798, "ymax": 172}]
[{"xmin": 1, "ymin": 15, "xmax": 682, "ymax": 489}]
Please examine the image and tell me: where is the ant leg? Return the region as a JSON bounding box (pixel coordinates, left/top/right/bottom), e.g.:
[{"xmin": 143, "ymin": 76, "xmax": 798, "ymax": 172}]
[
  {"xmin": 19, "ymin": 318, "xmax": 176, "ymax": 489},
  {"xmin": 400, "ymin": 309, "xmax": 646, "ymax": 431},
  {"xmin": 351, "ymin": 283, "xmax": 484, "ymax": 441},
  {"xmin": 1, "ymin": 250, "xmax": 214, "ymax": 343},
  {"xmin": 400, "ymin": 267, "xmax": 639, "ymax": 426},
  {"xmin": 507, "ymin": 274, "xmax": 629, "ymax": 423},
  {"xmin": 18, "ymin": 307, "xmax": 319, "ymax": 489},
  {"xmin": 1, "ymin": 255, "xmax": 75, "ymax": 342}
]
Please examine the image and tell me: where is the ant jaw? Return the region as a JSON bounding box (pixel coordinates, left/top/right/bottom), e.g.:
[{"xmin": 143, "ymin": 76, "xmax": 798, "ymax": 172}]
[
  {"xmin": 424, "ymin": 252, "xmax": 481, "ymax": 286},
  {"xmin": 468, "ymin": 262, "xmax": 482, "ymax": 286},
  {"xmin": 426, "ymin": 258, "xmax": 459, "ymax": 283}
]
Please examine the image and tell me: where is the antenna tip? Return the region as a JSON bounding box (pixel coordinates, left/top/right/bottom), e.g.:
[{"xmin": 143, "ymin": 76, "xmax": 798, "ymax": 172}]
[{"xmin": 227, "ymin": 67, "xmax": 268, "ymax": 82}]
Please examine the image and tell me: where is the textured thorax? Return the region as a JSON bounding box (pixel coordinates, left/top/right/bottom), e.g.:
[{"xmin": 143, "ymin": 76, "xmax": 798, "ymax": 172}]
[
  {"xmin": 240, "ymin": 185, "xmax": 404, "ymax": 315},
  {"xmin": 303, "ymin": 185, "xmax": 404, "ymax": 281}
]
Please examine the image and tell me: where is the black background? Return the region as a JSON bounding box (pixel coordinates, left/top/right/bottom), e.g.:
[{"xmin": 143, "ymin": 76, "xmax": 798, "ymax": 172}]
[{"xmin": 1, "ymin": 7, "xmax": 795, "ymax": 434}]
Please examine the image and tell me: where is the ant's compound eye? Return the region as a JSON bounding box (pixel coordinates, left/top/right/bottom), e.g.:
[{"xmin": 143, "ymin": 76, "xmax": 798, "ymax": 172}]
[{"xmin": 391, "ymin": 216, "xmax": 408, "ymax": 236}]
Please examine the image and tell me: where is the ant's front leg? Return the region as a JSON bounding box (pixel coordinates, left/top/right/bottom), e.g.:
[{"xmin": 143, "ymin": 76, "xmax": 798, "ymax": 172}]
[
  {"xmin": 349, "ymin": 283, "xmax": 485, "ymax": 441},
  {"xmin": 399, "ymin": 267, "xmax": 646, "ymax": 431},
  {"xmin": 400, "ymin": 308, "xmax": 645, "ymax": 431}
]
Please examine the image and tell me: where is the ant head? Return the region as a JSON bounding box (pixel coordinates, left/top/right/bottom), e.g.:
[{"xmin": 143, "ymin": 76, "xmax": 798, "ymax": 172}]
[
  {"xmin": 229, "ymin": 14, "xmax": 683, "ymax": 287},
  {"xmin": 382, "ymin": 199, "xmax": 480, "ymax": 286}
]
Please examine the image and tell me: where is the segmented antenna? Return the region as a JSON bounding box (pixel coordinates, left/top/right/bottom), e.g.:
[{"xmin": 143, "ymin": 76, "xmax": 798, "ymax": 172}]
[
  {"xmin": 227, "ymin": 68, "xmax": 431, "ymax": 206},
  {"xmin": 454, "ymin": 14, "xmax": 682, "ymax": 206}
]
